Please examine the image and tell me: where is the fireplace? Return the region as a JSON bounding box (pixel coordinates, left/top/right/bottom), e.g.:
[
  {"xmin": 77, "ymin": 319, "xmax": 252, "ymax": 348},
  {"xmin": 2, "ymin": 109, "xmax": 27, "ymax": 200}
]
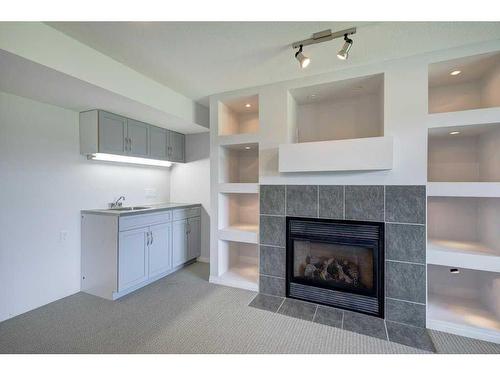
[{"xmin": 286, "ymin": 217, "xmax": 385, "ymax": 318}]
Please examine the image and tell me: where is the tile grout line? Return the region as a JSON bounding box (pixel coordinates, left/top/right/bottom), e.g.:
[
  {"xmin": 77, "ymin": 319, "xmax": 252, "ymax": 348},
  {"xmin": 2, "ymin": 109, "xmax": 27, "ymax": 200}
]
[
  {"xmin": 312, "ymin": 305, "xmax": 318, "ymax": 322},
  {"xmin": 386, "ymin": 259, "xmax": 426, "ymax": 266},
  {"xmin": 276, "ymin": 297, "xmax": 286, "ymax": 314},
  {"xmin": 384, "ymin": 320, "xmax": 390, "ymax": 341},
  {"xmin": 386, "ymin": 296, "xmax": 426, "ymax": 306}
]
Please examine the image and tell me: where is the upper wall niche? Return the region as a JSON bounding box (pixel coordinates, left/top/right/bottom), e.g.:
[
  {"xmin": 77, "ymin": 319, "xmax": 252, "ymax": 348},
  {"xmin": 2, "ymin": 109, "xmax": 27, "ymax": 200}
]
[
  {"xmin": 429, "ymin": 51, "xmax": 500, "ymax": 114},
  {"xmin": 288, "ymin": 73, "xmax": 384, "ymax": 143},
  {"xmin": 218, "ymin": 95, "xmax": 259, "ymax": 136}
]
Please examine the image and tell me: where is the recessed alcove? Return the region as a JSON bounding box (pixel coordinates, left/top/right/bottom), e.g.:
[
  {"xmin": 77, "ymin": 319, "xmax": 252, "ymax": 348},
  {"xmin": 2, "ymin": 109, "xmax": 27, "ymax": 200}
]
[
  {"xmin": 428, "ymin": 123, "xmax": 500, "ymax": 182},
  {"xmin": 218, "ymin": 95, "xmax": 259, "ymax": 136},
  {"xmin": 217, "ymin": 240, "xmax": 259, "ymax": 290},
  {"xmin": 429, "ymin": 51, "xmax": 500, "ymax": 114},
  {"xmin": 288, "ymin": 73, "xmax": 384, "ymax": 143},
  {"xmin": 427, "ymin": 196, "xmax": 500, "ymax": 258},
  {"xmin": 427, "ymin": 265, "xmax": 500, "ymax": 342},
  {"xmin": 218, "ymin": 193, "xmax": 259, "ymax": 235},
  {"xmin": 219, "ymin": 143, "xmax": 259, "ymax": 183}
]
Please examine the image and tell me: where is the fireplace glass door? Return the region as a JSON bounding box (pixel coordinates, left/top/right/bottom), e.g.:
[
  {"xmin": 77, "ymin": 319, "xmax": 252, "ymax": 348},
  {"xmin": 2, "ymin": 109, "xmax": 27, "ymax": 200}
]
[{"xmin": 293, "ymin": 240, "xmax": 375, "ymax": 296}]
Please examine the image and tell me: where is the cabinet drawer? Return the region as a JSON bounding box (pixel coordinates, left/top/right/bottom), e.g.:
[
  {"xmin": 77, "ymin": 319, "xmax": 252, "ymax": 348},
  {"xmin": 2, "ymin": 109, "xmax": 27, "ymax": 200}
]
[
  {"xmin": 173, "ymin": 207, "xmax": 201, "ymax": 220},
  {"xmin": 119, "ymin": 211, "xmax": 172, "ymax": 231}
]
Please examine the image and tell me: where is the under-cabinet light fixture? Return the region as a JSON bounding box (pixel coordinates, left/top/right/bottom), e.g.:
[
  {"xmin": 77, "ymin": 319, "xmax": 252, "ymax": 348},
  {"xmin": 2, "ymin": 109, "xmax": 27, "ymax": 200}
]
[
  {"xmin": 245, "ymin": 103, "xmax": 252, "ymax": 108},
  {"xmin": 88, "ymin": 153, "xmax": 172, "ymax": 168},
  {"xmin": 450, "ymin": 70, "xmax": 462, "ymax": 76},
  {"xmin": 244, "ymin": 146, "xmax": 251, "ymax": 150},
  {"xmin": 449, "ymin": 131, "xmax": 461, "ymax": 135},
  {"xmin": 450, "ymin": 268, "xmax": 460, "ymax": 274},
  {"xmin": 292, "ymin": 27, "xmax": 356, "ymax": 67}
]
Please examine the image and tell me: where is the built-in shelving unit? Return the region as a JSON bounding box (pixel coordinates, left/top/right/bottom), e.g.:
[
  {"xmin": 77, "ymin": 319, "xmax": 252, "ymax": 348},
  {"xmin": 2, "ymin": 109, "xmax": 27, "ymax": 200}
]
[
  {"xmin": 429, "ymin": 51, "xmax": 500, "ymax": 114},
  {"xmin": 210, "ymin": 241, "xmax": 259, "ymax": 291},
  {"xmin": 426, "ymin": 51, "xmax": 500, "ymax": 344},
  {"xmin": 211, "ymin": 93, "xmax": 260, "ymax": 291},
  {"xmin": 427, "ymin": 265, "xmax": 500, "ymax": 343},
  {"xmin": 219, "ymin": 143, "xmax": 259, "ymax": 183},
  {"xmin": 218, "ymin": 94, "xmax": 259, "ymax": 136},
  {"xmin": 218, "ymin": 193, "xmax": 259, "ymax": 244},
  {"xmin": 427, "ymin": 196, "xmax": 500, "ymax": 261},
  {"xmin": 428, "ymin": 123, "xmax": 500, "ymax": 182}
]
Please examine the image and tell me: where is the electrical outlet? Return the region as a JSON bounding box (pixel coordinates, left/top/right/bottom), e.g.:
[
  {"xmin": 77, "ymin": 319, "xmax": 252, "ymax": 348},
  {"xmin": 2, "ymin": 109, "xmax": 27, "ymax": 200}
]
[
  {"xmin": 59, "ymin": 231, "xmax": 68, "ymax": 242},
  {"xmin": 145, "ymin": 188, "xmax": 157, "ymax": 199}
]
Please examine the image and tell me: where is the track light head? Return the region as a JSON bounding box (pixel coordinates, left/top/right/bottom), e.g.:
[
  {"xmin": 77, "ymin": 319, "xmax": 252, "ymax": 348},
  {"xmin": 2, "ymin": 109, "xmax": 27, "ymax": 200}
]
[
  {"xmin": 337, "ymin": 34, "xmax": 353, "ymax": 60},
  {"xmin": 295, "ymin": 45, "xmax": 311, "ymax": 69}
]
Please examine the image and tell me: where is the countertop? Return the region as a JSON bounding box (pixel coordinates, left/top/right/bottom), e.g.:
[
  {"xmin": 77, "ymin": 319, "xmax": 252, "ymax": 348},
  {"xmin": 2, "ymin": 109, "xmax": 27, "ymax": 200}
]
[{"xmin": 81, "ymin": 203, "xmax": 201, "ymax": 216}]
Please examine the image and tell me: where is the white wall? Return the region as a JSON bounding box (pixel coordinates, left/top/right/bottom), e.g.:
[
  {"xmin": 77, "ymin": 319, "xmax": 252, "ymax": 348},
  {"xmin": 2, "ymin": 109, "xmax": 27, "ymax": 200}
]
[
  {"xmin": 0, "ymin": 92, "xmax": 171, "ymax": 322},
  {"xmin": 170, "ymin": 132, "xmax": 211, "ymax": 262}
]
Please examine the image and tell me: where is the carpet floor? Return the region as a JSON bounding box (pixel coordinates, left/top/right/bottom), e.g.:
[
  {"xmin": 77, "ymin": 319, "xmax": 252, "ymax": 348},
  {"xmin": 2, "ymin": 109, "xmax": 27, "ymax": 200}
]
[{"xmin": 0, "ymin": 262, "xmax": 499, "ymax": 354}]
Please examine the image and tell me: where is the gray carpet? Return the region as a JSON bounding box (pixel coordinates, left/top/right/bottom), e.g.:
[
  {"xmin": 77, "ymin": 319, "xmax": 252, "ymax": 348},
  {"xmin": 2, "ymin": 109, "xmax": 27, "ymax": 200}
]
[{"xmin": 0, "ymin": 262, "xmax": 499, "ymax": 354}]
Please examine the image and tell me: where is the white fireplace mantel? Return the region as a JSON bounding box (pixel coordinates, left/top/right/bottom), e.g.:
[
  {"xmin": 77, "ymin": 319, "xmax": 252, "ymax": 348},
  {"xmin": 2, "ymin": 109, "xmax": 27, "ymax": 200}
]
[{"xmin": 278, "ymin": 136, "xmax": 394, "ymax": 173}]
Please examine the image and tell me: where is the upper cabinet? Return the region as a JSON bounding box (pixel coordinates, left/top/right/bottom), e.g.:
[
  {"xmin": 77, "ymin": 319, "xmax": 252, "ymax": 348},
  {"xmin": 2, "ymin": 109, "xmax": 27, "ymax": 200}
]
[
  {"xmin": 98, "ymin": 111, "xmax": 127, "ymax": 155},
  {"xmin": 150, "ymin": 126, "xmax": 168, "ymax": 160},
  {"xmin": 80, "ymin": 110, "xmax": 185, "ymax": 163},
  {"xmin": 168, "ymin": 131, "xmax": 185, "ymax": 163},
  {"xmin": 126, "ymin": 118, "xmax": 150, "ymax": 158}
]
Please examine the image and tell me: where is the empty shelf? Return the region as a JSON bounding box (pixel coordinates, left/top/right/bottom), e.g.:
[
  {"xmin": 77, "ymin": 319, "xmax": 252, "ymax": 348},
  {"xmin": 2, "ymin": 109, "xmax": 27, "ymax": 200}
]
[{"xmin": 428, "ymin": 240, "xmax": 500, "ymax": 273}]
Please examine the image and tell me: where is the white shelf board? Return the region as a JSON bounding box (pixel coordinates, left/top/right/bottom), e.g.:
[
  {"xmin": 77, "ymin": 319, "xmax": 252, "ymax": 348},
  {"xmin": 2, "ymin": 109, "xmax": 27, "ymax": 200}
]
[
  {"xmin": 209, "ymin": 263, "xmax": 259, "ymax": 292},
  {"xmin": 427, "ymin": 182, "xmax": 500, "ymax": 197},
  {"xmin": 279, "ymin": 136, "xmax": 393, "ymax": 173},
  {"xmin": 427, "ymin": 240, "xmax": 500, "ymax": 273},
  {"xmin": 427, "ymin": 296, "xmax": 500, "ymax": 344},
  {"xmin": 427, "ymin": 107, "xmax": 500, "ymax": 129},
  {"xmin": 218, "ymin": 183, "xmax": 259, "ymax": 194},
  {"xmin": 218, "ymin": 224, "xmax": 258, "ymax": 244},
  {"xmin": 218, "ymin": 133, "xmax": 259, "ymax": 146}
]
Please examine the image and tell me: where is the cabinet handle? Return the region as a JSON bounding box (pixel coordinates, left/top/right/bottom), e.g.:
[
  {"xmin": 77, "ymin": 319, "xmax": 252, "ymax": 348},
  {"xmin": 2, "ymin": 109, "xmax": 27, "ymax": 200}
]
[
  {"xmin": 150, "ymin": 231, "xmax": 154, "ymax": 245},
  {"xmin": 146, "ymin": 231, "xmax": 150, "ymax": 245},
  {"xmin": 129, "ymin": 137, "xmax": 132, "ymax": 150}
]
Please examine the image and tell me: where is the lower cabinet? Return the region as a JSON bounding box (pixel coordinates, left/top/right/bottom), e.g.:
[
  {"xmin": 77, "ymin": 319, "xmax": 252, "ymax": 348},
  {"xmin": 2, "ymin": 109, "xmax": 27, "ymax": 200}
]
[
  {"xmin": 188, "ymin": 216, "xmax": 201, "ymax": 259},
  {"xmin": 81, "ymin": 206, "xmax": 201, "ymax": 300},
  {"xmin": 173, "ymin": 219, "xmax": 188, "ymax": 267},
  {"xmin": 118, "ymin": 227, "xmax": 149, "ymax": 292},
  {"xmin": 173, "ymin": 216, "xmax": 201, "ymax": 268},
  {"xmin": 148, "ymin": 222, "xmax": 173, "ymax": 279}
]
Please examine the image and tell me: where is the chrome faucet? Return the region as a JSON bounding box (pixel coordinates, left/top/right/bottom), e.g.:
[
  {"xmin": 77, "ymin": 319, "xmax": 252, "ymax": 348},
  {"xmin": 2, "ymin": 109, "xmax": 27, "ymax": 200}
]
[{"xmin": 109, "ymin": 196, "xmax": 126, "ymax": 209}]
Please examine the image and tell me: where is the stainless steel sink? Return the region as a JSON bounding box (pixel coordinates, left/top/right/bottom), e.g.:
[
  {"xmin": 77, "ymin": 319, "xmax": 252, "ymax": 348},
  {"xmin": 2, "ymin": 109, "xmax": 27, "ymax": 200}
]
[{"xmin": 109, "ymin": 206, "xmax": 151, "ymax": 211}]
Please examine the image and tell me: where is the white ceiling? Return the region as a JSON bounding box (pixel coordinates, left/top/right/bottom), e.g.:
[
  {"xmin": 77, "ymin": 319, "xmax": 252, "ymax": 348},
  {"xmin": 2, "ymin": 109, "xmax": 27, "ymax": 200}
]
[{"xmin": 47, "ymin": 22, "xmax": 500, "ymax": 104}]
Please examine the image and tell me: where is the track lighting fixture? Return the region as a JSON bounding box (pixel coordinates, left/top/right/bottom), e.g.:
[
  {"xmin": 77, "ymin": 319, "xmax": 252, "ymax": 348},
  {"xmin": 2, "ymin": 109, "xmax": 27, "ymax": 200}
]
[
  {"xmin": 292, "ymin": 27, "xmax": 356, "ymax": 67},
  {"xmin": 337, "ymin": 34, "xmax": 353, "ymax": 60},
  {"xmin": 295, "ymin": 45, "xmax": 310, "ymax": 69}
]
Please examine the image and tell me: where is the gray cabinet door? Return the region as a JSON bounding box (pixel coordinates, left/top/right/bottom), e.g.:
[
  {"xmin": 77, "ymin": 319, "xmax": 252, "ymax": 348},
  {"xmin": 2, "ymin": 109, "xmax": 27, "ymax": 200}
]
[
  {"xmin": 148, "ymin": 222, "xmax": 172, "ymax": 278},
  {"xmin": 187, "ymin": 216, "xmax": 201, "ymax": 260},
  {"xmin": 172, "ymin": 219, "xmax": 188, "ymax": 267},
  {"xmin": 168, "ymin": 131, "xmax": 185, "ymax": 163},
  {"xmin": 118, "ymin": 228, "xmax": 148, "ymax": 292},
  {"xmin": 149, "ymin": 126, "xmax": 168, "ymax": 160},
  {"xmin": 127, "ymin": 119, "xmax": 149, "ymax": 158},
  {"xmin": 98, "ymin": 111, "xmax": 127, "ymax": 155}
]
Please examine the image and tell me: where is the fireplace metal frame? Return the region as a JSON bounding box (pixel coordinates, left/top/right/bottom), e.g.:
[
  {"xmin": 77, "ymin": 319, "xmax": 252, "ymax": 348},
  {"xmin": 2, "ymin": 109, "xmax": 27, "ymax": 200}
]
[{"xmin": 285, "ymin": 216, "xmax": 385, "ymax": 318}]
